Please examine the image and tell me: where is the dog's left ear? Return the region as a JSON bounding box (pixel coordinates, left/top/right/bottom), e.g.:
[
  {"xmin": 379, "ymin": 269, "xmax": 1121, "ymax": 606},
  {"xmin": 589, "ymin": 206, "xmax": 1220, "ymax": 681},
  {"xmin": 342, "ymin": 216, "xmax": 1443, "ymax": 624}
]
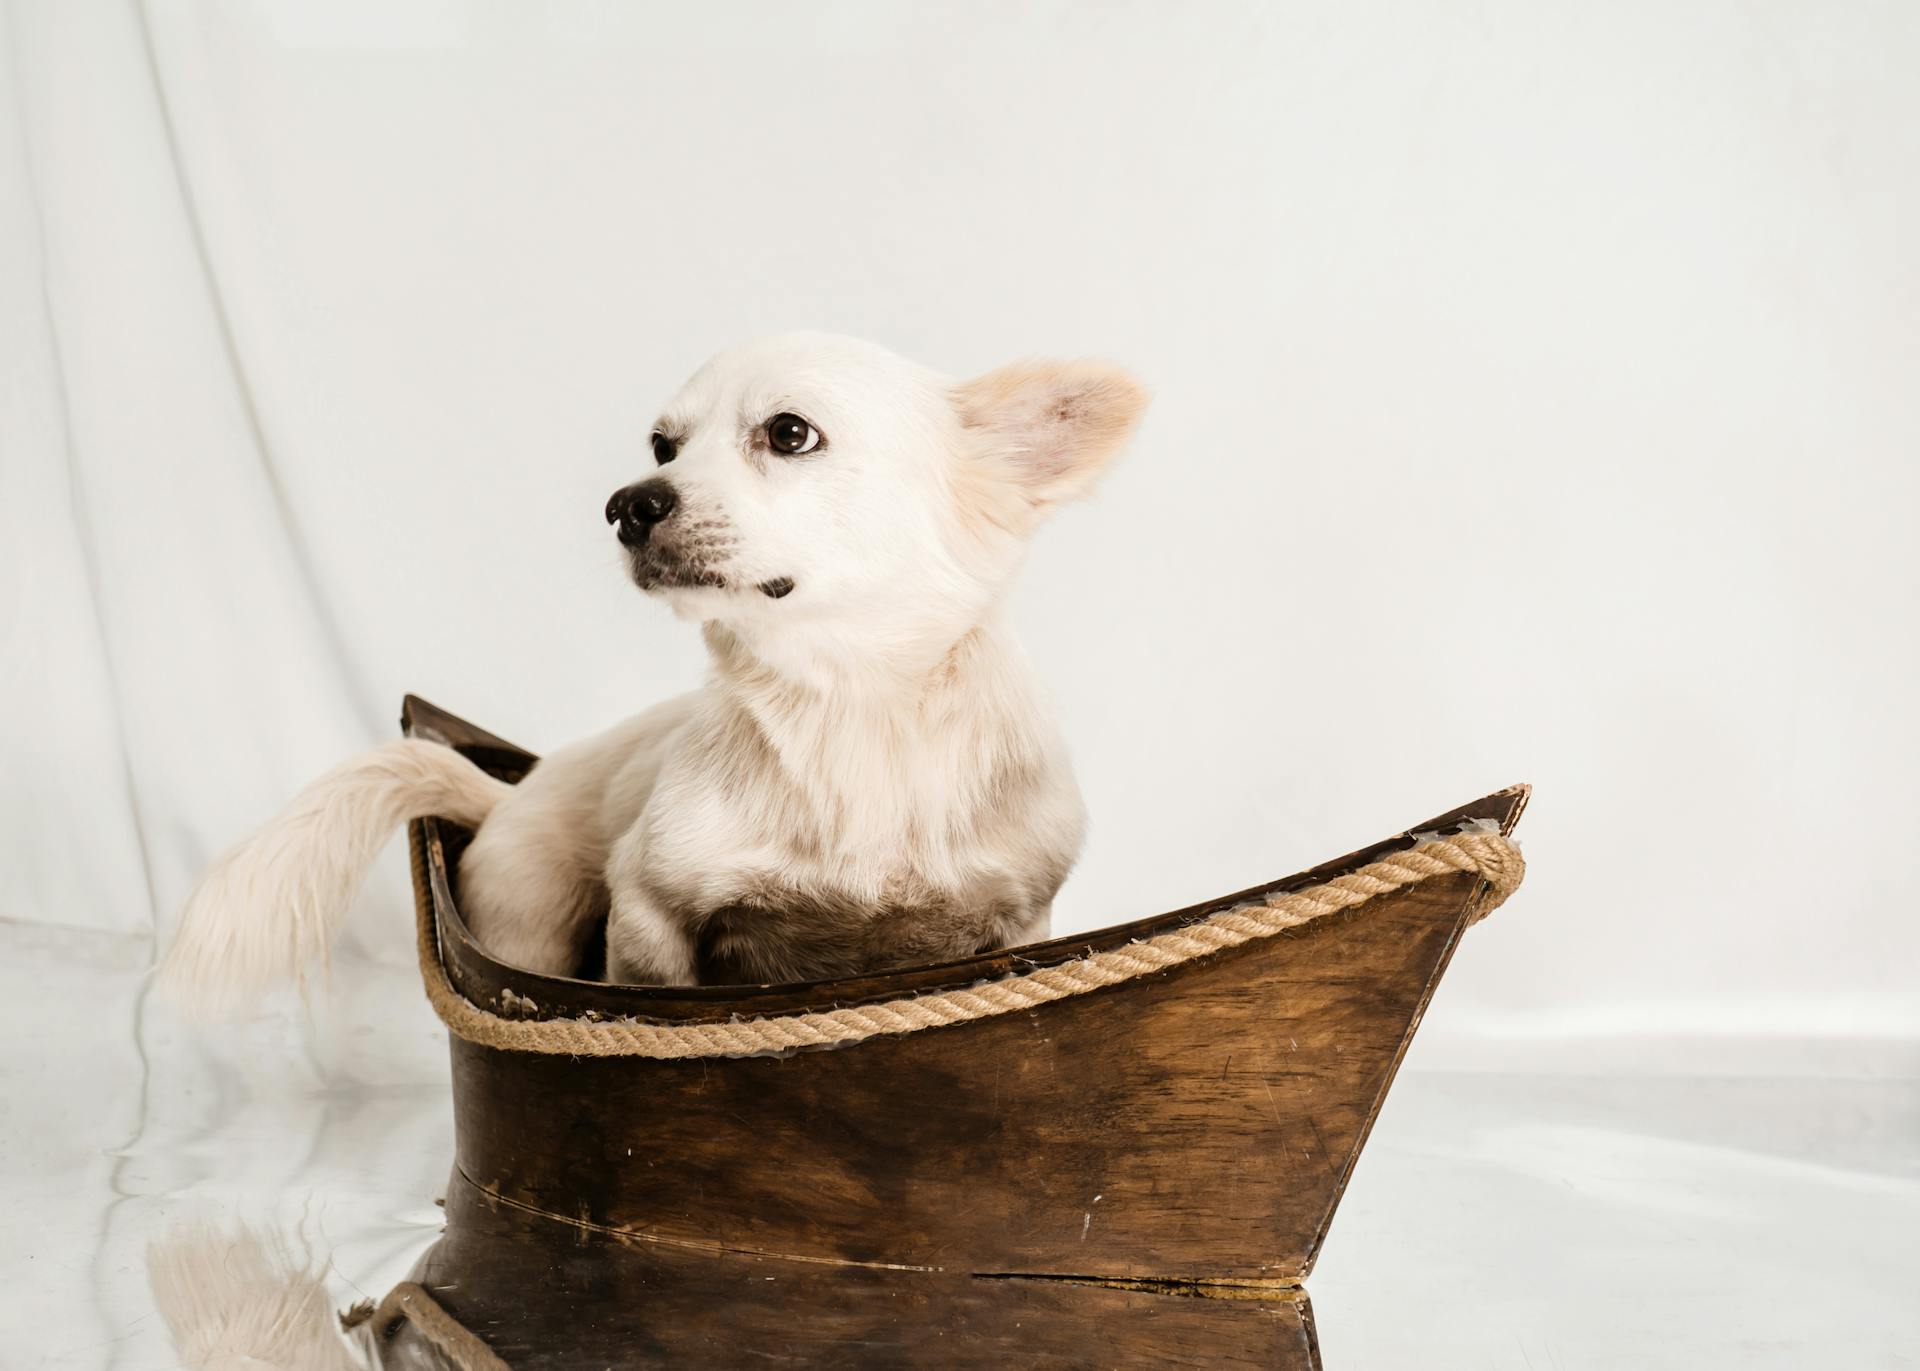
[{"xmin": 954, "ymin": 359, "xmax": 1149, "ymax": 517}]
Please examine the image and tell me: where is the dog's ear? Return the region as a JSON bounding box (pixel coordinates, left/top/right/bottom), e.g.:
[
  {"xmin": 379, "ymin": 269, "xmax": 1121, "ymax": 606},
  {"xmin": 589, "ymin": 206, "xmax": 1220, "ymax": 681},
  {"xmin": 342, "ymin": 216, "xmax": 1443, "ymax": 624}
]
[{"xmin": 953, "ymin": 360, "xmax": 1149, "ymax": 516}]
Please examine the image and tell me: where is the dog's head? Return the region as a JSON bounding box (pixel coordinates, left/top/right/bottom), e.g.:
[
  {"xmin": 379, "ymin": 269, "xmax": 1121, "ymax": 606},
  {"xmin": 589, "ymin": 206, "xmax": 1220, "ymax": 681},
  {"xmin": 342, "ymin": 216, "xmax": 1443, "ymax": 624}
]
[{"xmin": 607, "ymin": 334, "xmax": 1147, "ymax": 662}]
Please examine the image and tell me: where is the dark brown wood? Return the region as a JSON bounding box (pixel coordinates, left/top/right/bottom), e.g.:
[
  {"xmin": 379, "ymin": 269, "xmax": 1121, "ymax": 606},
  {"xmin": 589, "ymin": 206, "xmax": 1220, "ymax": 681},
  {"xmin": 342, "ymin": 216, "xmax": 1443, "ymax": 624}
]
[
  {"xmin": 392, "ymin": 696, "xmax": 1527, "ymax": 1367},
  {"xmin": 377, "ymin": 1171, "xmax": 1319, "ymax": 1370},
  {"xmin": 443, "ymin": 870, "xmax": 1480, "ymax": 1282}
]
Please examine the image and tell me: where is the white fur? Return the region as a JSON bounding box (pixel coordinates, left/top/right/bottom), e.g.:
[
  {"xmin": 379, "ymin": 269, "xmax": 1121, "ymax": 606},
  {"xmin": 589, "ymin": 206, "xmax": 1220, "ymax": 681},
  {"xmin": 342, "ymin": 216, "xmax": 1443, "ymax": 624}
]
[
  {"xmin": 160, "ymin": 741, "xmax": 509, "ymax": 1016},
  {"xmin": 147, "ymin": 1223, "xmax": 366, "ymax": 1371},
  {"xmin": 160, "ymin": 334, "xmax": 1147, "ymax": 1009}
]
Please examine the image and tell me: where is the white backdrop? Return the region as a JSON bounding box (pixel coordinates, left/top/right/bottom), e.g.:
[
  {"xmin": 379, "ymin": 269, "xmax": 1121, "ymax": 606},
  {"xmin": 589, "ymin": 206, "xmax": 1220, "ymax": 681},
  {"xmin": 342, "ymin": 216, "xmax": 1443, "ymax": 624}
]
[{"xmin": 7, "ymin": 0, "xmax": 1917, "ymax": 1066}]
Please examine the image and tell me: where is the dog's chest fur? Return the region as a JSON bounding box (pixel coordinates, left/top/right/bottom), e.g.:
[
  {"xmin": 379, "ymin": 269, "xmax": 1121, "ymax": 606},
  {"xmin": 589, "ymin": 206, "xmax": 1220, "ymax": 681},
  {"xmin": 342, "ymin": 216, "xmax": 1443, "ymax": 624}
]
[{"xmin": 608, "ymin": 633, "xmax": 1083, "ymax": 985}]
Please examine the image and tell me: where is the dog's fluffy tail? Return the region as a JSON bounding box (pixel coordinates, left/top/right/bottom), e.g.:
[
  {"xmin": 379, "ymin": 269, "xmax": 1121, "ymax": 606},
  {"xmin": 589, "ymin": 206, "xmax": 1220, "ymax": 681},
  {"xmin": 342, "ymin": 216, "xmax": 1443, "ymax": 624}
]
[{"xmin": 158, "ymin": 739, "xmax": 512, "ymax": 1019}]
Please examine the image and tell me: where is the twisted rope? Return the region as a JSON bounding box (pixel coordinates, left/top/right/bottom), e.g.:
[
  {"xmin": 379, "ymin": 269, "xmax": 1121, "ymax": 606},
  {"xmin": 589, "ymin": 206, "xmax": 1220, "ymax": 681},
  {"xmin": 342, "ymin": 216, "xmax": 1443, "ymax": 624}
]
[
  {"xmin": 364, "ymin": 1281, "xmax": 511, "ymax": 1371},
  {"xmin": 408, "ymin": 823, "xmax": 1523, "ymax": 1060}
]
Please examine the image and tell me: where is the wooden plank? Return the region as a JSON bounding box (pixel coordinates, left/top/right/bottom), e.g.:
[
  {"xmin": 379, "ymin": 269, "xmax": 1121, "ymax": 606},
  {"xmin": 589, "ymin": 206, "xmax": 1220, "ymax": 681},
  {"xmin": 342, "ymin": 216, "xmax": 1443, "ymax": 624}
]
[
  {"xmin": 447, "ymin": 872, "xmax": 1478, "ymax": 1281},
  {"xmin": 379, "ymin": 1172, "xmax": 1320, "ymax": 1371}
]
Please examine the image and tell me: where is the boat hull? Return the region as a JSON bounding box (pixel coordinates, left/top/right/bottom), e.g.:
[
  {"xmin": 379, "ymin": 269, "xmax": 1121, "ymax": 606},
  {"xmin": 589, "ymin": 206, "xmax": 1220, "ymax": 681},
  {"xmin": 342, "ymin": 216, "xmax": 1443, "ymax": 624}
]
[{"xmin": 375, "ymin": 696, "xmax": 1528, "ymax": 1368}]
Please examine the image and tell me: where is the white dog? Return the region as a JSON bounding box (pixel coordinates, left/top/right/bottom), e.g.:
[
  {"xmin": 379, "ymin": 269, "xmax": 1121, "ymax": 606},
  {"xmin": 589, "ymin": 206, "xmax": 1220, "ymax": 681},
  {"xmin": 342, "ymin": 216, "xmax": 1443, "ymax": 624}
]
[{"xmin": 161, "ymin": 334, "xmax": 1147, "ymax": 1013}]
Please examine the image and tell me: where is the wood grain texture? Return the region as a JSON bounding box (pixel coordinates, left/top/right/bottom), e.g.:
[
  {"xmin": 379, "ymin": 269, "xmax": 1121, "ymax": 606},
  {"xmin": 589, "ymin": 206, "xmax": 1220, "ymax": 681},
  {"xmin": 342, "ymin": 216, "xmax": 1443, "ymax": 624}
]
[
  {"xmin": 377, "ymin": 1172, "xmax": 1320, "ymax": 1371},
  {"xmin": 444, "ymin": 870, "xmax": 1480, "ymax": 1281}
]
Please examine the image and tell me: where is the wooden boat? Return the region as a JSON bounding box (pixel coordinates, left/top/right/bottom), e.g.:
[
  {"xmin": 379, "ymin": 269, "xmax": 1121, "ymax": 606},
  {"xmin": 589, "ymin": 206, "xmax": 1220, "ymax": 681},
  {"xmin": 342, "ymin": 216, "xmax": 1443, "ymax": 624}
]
[{"xmin": 364, "ymin": 696, "xmax": 1529, "ymax": 1370}]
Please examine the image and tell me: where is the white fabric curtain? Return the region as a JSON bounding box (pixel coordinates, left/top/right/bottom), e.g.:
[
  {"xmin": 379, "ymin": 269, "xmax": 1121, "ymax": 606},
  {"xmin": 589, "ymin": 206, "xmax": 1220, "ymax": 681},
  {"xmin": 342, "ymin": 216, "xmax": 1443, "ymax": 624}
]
[{"xmin": 6, "ymin": 1, "xmax": 373, "ymax": 939}]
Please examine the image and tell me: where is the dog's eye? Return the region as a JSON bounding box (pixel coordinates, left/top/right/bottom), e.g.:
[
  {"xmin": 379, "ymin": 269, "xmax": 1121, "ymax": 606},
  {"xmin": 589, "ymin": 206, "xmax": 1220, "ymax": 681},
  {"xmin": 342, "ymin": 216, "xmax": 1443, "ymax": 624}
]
[
  {"xmin": 766, "ymin": 413, "xmax": 821, "ymax": 456},
  {"xmin": 651, "ymin": 433, "xmax": 677, "ymax": 464}
]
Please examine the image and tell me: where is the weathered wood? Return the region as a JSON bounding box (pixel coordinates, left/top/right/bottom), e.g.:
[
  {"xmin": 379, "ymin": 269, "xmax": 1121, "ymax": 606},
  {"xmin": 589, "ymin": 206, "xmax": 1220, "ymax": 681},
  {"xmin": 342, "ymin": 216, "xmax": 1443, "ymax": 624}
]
[
  {"xmin": 379, "ymin": 1172, "xmax": 1320, "ymax": 1370},
  {"xmin": 388, "ymin": 696, "xmax": 1527, "ymax": 1367},
  {"xmin": 441, "ymin": 869, "xmax": 1481, "ymax": 1280}
]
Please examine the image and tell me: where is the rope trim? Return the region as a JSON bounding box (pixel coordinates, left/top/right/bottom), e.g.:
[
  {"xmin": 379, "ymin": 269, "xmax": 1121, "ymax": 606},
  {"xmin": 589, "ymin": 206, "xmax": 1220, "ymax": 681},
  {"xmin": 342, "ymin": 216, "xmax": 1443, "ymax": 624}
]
[
  {"xmin": 369, "ymin": 1281, "xmax": 512, "ymax": 1371},
  {"xmin": 409, "ymin": 823, "xmax": 1524, "ymax": 1060}
]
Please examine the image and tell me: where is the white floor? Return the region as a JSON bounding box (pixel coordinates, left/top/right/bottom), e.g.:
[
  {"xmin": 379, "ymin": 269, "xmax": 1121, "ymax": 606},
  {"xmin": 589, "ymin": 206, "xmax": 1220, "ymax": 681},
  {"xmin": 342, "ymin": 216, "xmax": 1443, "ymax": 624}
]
[{"xmin": 7, "ymin": 919, "xmax": 1916, "ymax": 1370}]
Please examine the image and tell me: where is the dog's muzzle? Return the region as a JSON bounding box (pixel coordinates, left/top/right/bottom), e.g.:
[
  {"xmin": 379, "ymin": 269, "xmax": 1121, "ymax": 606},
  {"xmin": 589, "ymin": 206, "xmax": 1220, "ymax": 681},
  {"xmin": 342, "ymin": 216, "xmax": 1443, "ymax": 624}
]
[{"xmin": 606, "ymin": 478, "xmax": 677, "ymax": 548}]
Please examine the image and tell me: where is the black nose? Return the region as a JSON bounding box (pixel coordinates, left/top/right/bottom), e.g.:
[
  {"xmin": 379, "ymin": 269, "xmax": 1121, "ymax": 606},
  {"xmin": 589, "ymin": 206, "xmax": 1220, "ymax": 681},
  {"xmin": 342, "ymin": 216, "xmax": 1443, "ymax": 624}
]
[{"xmin": 605, "ymin": 479, "xmax": 678, "ymax": 546}]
